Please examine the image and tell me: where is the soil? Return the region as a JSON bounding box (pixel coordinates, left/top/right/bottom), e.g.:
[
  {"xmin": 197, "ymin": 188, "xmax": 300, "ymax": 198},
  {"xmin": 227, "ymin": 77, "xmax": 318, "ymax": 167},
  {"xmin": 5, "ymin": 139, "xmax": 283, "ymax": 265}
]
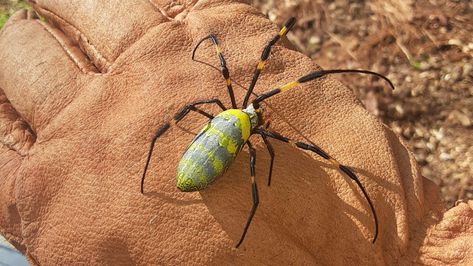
[{"xmin": 249, "ymin": 0, "xmax": 472, "ymax": 207}]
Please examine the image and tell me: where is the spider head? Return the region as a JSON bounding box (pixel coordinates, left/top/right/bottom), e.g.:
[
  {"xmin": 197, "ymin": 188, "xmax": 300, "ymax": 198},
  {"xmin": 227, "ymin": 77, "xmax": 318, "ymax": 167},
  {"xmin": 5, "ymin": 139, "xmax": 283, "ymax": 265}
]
[{"xmin": 242, "ymin": 104, "xmax": 262, "ymax": 130}]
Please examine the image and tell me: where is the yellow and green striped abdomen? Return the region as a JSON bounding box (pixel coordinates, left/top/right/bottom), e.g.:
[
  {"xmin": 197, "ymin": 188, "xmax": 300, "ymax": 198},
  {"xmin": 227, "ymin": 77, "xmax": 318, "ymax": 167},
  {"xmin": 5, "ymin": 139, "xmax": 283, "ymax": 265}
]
[{"xmin": 176, "ymin": 109, "xmax": 251, "ymax": 192}]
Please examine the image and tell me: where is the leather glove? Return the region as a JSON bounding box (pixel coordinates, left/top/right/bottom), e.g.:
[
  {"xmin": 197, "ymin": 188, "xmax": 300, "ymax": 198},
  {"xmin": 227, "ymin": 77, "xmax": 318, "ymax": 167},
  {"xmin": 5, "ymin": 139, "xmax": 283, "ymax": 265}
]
[{"xmin": 0, "ymin": 0, "xmax": 472, "ymax": 264}]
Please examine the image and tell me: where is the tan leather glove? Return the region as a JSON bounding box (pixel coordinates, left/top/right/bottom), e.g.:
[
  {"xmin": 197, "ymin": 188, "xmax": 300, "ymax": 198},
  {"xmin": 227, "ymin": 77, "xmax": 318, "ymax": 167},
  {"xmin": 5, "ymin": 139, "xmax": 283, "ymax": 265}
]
[{"xmin": 0, "ymin": 1, "xmax": 472, "ymax": 265}]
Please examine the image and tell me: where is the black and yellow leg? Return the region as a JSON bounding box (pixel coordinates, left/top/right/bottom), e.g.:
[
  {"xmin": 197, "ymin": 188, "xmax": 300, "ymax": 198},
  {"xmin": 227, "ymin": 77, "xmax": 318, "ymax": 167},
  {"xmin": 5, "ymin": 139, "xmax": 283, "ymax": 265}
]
[
  {"xmin": 252, "ymin": 69, "xmax": 395, "ymax": 107},
  {"xmin": 141, "ymin": 98, "xmax": 227, "ymax": 194},
  {"xmin": 255, "ymin": 128, "xmax": 379, "ymax": 243},
  {"xmin": 192, "ymin": 35, "xmax": 237, "ymax": 109},
  {"xmin": 236, "ymin": 141, "xmax": 259, "ymax": 248},
  {"xmin": 173, "ymin": 98, "xmax": 226, "ymax": 121},
  {"xmin": 242, "ymin": 17, "xmax": 296, "ymax": 108},
  {"xmin": 260, "ymin": 134, "xmax": 275, "ymax": 186}
]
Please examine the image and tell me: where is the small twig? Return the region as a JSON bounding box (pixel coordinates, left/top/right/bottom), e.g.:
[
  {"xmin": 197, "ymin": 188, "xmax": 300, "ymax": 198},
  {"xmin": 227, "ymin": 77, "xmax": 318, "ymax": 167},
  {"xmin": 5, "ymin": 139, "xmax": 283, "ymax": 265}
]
[
  {"xmin": 325, "ymin": 32, "xmax": 358, "ymax": 61},
  {"xmin": 395, "ymin": 37, "xmax": 413, "ymax": 62}
]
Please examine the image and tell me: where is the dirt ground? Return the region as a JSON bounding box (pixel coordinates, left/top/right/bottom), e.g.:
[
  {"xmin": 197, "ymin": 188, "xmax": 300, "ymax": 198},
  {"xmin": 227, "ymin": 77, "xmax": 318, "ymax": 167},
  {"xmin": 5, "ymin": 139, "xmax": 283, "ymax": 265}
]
[
  {"xmin": 249, "ymin": 0, "xmax": 473, "ymax": 208},
  {"xmin": 0, "ymin": 0, "xmax": 27, "ymax": 27},
  {"xmin": 0, "ymin": 0, "xmax": 471, "ymax": 208}
]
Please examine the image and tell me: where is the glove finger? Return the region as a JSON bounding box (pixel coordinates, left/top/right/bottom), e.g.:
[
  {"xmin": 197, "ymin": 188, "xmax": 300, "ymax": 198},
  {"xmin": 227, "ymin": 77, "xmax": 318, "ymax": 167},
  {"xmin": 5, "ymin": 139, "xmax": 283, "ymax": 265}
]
[
  {"xmin": 0, "ymin": 144, "xmax": 25, "ymax": 252},
  {"xmin": 0, "ymin": 10, "xmax": 90, "ymax": 134},
  {"xmin": 29, "ymin": 0, "xmax": 176, "ymax": 73}
]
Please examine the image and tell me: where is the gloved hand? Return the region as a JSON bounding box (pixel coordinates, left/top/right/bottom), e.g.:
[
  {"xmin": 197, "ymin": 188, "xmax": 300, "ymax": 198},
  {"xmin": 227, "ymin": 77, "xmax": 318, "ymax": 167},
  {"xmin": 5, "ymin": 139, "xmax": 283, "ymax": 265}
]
[{"xmin": 0, "ymin": 0, "xmax": 472, "ymax": 265}]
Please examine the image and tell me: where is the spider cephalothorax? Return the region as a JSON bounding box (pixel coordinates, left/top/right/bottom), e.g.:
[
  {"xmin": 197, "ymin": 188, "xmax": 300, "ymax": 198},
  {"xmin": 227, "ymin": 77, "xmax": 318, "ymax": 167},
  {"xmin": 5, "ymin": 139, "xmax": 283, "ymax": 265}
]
[{"xmin": 140, "ymin": 17, "xmax": 394, "ymax": 248}]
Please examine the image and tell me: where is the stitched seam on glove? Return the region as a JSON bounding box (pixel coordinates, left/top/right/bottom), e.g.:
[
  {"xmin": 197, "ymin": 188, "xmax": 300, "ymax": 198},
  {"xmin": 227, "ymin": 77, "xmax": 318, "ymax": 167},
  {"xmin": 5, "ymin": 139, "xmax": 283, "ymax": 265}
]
[
  {"xmin": 33, "ymin": 7, "xmax": 108, "ymax": 74},
  {"xmin": 0, "ymin": 89, "xmax": 36, "ymax": 155},
  {"xmin": 148, "ymin": 0, "xmax": 199, "ymax": 20}
]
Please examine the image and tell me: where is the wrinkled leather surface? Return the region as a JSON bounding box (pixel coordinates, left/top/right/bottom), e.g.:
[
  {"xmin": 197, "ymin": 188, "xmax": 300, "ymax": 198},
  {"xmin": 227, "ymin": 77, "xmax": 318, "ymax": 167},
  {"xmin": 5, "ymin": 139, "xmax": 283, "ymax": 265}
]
[{"xmin": 0, "ymin": 1, "xmax": 472, "ymax": 265}]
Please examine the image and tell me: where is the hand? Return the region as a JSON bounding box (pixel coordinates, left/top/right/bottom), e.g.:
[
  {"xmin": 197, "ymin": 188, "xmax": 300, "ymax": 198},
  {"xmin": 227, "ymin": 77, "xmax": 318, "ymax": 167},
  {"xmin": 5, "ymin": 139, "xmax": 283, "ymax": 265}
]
[{"xmin": 0, "ymin": 1, "xmax": 471, "ymax": 264}]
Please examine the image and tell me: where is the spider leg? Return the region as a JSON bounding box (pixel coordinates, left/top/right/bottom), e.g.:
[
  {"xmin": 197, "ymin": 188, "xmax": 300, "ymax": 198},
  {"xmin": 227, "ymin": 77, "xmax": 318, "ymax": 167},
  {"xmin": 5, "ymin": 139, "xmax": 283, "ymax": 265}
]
[
  {"xmin": 141, "ymin": 99, "xmax": 227, "ymax": 194},
  {"xmin": 173, "ymin": 98, "xmax": 226, "ymax": 121},
  {"xmin": 260, "ymin": 133, "xmax": 275, "ymax": 186},
  {"xmin": 252, "ymin": 69, "xmax": 394, "ymax": 107},
  {"xmin": 242, "ymin": 17, "xmax": 296, "ymax": 108},
  {"xmin": 192, "ymin": 34, "xmax": 237, "ymax": 109},
  {"xmin": 236, "ymin": 141, "xmax": 259, "ymax": 248},
  {"xmin": 255, "ymin": 128, "xmax": 378, "ymax": 243}
]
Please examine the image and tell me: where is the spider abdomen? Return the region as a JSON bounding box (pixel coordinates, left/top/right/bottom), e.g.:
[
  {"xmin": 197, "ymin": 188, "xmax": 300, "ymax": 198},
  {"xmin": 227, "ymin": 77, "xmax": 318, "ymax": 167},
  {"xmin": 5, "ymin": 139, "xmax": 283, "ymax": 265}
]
[{"xmin": 176, "ymin": 110, "xmax": 251, "ymax": 192}]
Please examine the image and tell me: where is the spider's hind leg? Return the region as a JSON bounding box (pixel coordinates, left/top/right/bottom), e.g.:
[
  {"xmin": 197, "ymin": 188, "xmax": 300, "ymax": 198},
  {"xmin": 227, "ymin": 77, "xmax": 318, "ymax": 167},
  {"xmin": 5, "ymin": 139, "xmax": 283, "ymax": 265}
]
[
  {"xmin": 260, "ymin": 134, "xmax": 275, "ymax": 186},
  {"xmin": 140, "ymin": 98, "xmax": 227, "ymax": 194},
  {"xmin": 236, "ymin": 141, "xmax": 259, "ymax": 248}
]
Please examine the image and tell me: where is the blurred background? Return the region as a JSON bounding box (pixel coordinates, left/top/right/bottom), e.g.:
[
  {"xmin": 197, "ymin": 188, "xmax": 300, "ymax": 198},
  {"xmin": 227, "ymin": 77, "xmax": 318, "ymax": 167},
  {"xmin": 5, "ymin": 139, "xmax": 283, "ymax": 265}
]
[
  {"xmin": 246, "ymin": 0, "xmax": 472, "ymax": 208},
  {"xmin": 0, "ymin": 0, "xmax": 471, "ymax": 263}
]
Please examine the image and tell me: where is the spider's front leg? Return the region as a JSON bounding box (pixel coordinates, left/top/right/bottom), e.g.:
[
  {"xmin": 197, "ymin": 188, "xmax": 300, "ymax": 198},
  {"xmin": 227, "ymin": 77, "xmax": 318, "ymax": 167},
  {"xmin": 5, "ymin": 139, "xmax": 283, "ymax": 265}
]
[
  {"xmin": 242, "ymin": 17, "xmax": 296, "ymax": 108},
  {"xmin": 140, "ymin": 98, "xmax": 227, "ymax": 193},
  {"xmin": 192, "ymin": 35, "xmax": 237, "ymax": 109}
]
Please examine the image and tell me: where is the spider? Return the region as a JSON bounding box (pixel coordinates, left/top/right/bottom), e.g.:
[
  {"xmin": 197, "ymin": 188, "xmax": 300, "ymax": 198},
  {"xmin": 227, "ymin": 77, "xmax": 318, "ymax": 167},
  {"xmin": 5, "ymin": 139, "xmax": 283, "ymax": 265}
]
[{"xmin": 141, "ymin": 17, "xmax": 394, "ymax": 248}]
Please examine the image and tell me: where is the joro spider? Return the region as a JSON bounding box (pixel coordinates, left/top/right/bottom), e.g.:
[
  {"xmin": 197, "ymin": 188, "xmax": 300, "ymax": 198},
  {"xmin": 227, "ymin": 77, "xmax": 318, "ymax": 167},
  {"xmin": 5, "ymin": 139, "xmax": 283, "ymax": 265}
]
[{"xmin": 141, "ymin": 17, "xmax": 394, "ymax": 248}]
